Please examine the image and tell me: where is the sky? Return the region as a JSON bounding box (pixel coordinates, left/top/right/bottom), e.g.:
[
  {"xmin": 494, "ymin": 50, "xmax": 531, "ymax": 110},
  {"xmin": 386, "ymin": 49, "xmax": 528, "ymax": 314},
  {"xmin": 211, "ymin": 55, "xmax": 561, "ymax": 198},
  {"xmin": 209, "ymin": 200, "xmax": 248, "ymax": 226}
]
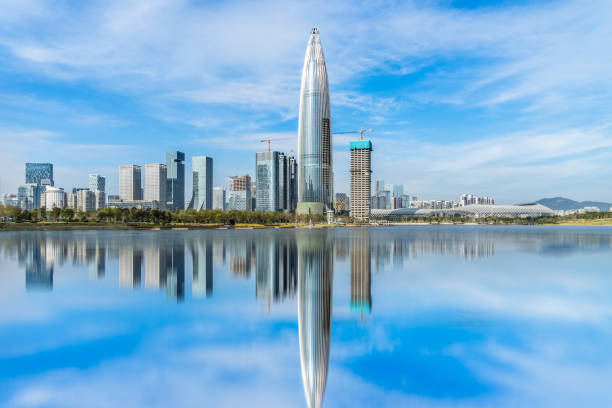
[{"xmin": 1, "ymin": 0, "xmax": 611, "ymax": 204}]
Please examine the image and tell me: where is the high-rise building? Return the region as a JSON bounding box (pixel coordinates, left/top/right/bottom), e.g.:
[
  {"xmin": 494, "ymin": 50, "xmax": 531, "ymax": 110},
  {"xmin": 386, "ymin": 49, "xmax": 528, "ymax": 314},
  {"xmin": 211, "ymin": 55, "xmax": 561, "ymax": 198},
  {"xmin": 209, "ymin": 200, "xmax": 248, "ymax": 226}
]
[
  {"xmin": 392, "ymin": 184, "xmax": 404, "ymax": 198},
  {"xmin": 350, "ymin": 140, "xmax": 372, "ymax": 220},
  {"xmin": 18, "ymin": 183, "xmax": 40, "ymax": 210},
  {"xmin": 374, "ymin": 180, "xmax": 385, "ymax": 196},
  {"xmin": 3, "ymin": 194, "xmax": 19, "ymax": 207},
  {"xmin": 297, "ymin": 28, "xmax": 332, "ymax": 215},
  {"xmin": 88, "ymin": 174, "xmax": 106, "ymax": 192},
  {"xmin": 145, "ymin": 164, "xmax": 168, "ymax": 208},
  {"xmin": 166, "ymin": 151, "xmax": 185, "ymax": 210},
  {"xmin": 189, "ymin": 156, "xmax": 213, "ymax": 211},
  {"xmin": 25, "ymin": 163, "xmax": 53, "ymax": 187},
  {"xmin": 89, "ymin": 174, "xmax": 106, "ymax": 209},
  {"xmin": 228, "ymin": 175, "xmax": 251, "ymax": 211},
  {"xmin": 119, "ymin": 165, "xmax": 142, "ymax": 201},
  {"xmin": 212, "ymin": 187, "xmax": 226, "ymax": 210},
  {"xmin": 256, "ymin": 151, "xmax": 280, "ymax": 212},
  {"xmin": 77, "ymin": 189, "xmax": 95, "ymax": 212}
]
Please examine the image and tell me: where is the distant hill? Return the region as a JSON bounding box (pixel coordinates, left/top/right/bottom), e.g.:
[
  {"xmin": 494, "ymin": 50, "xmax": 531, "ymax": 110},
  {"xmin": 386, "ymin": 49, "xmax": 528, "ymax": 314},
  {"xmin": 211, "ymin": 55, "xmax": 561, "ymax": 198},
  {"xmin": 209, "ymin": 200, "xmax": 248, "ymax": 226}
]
[{"xmin": 536, "ymin": 197, "xmax": 612, "ymax": 211}]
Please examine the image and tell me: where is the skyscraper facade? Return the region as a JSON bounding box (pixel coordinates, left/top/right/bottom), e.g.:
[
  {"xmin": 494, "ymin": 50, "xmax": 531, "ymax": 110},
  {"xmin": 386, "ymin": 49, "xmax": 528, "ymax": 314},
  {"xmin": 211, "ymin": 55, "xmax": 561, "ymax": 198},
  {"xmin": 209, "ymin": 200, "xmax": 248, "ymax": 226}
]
[
  {"xmin": 189, "ymin": 156, "xmax": 213, "ymax": 211},
  {"xmin": 166, "ymin": 151, "xmax": 185, "ymax": 210},
  {"xmin": 256, "ymin": 151, "xmax": 280, "ymax": 212},
  {"xmin": 18, "ymin": 183, "xmax": 40, "ymax": 210},
  {"xmin": 228, "ymin": 175, "xmax": 251, "ymax": 211},
  {"xmin": 89, "ymin": 174, "xmax": 106, "ymax": 192},
  {"xmin": 350, "ymin": 140, "xmax": 372, "ymax": 220},
  {"xmin": 278, "ymin": 154, "xmax": 298, "ymax": 212},
  {"xmin": 119, "ymin": 165, "xmax": 142, "ymax": 201},
  {"xmin": 145, "ymin": 164, "xmax": 168, "ymax": 207},
  {"xmin": 212, "ymin": 187, "xmax": 226, "ymax": 210},
  {"xmin": 297, "ymin": 28, "xmax": 332, "ymax": 215},
  {"xmin": 25, "ymin": 163, "xmax": 54, "ymax": 187},
  {"xmin": 89, "ymin": 174, "xmax": 106, "ymax": 209}
]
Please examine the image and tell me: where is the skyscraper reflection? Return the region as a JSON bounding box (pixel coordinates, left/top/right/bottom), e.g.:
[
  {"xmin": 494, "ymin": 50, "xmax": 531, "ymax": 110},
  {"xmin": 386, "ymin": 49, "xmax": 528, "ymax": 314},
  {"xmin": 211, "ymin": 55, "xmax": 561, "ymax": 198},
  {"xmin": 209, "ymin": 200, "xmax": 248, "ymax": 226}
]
[
  {"xmin": 165, "ymin": 243, "xmax": 185, "ymax": 302},
  {"xmin": 297, "ymin": 231, "xmax": 333, "ymax": 408},
  {"xmin": 192, "ymin": 239, "xmax": 213, "ymax": 297},
  {"xmin": 256, "ymin": 237, "xmax": 297, "ymax": 304},
  {"xmin": 119, "ymin": 247, "xmax": 142, "ymax": 288},
  {"xmin": 351, "ymin": 230, "xmax": 371, "ymax": 314}
]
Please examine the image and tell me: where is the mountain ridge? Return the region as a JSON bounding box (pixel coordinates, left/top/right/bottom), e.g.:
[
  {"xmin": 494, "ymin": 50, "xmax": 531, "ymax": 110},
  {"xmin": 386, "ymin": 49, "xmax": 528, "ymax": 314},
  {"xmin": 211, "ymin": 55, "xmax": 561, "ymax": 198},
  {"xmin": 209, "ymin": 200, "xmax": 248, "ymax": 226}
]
[{"xmin": 536, "ymin": 197, "xmax": 612, "ymax": 211}]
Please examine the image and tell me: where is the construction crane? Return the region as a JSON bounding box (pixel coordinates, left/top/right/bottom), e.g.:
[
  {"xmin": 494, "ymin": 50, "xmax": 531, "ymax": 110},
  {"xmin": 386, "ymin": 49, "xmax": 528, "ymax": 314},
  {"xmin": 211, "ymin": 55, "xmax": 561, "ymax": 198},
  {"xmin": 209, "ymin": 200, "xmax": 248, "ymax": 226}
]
[
  {"xmin": 260, "ymin": 137, "xmax": 292, "ymax": 152},
  {"xmin": 333, "ymin": 127, "xmax": 374, "ymax": 140}
]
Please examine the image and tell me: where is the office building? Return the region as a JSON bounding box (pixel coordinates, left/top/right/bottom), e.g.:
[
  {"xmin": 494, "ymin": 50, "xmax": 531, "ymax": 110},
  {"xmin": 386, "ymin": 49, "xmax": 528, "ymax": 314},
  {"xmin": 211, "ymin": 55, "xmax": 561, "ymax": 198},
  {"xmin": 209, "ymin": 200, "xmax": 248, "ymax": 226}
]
[
  {"xmin": 166, "ymin": 151, "xmax": 185, "ymax": 210},
  {"xmin": 189, "ymin": 156, "xmax": 213, "ymax": 211},
  {"xmin": 391, "ymin": 197, "xmax": 403, "ymax": 210},
  {"xmin": 228, "ymin": 175, "xmax": 251, "ymax": 211},
  {"xmin": 392, "ymin": 184, "xmax": 404, "ymax": 198},
  {"xmin": 350, "ymin": 140, "xmax": 372, "ymax": 220},
  {"xmin": 213, "ymin": 187, "xmax": 226, "ymax": 210},
  {"xmin": 119, "ymin": 165, "xmax": 142, "ymax": 200},
  {"xmin": 25, "ymin": 163, "xmax": 53, "ymax": 187},
  {"xmin": 18, "ymin": 183, "xmax": 40, "ymax": 210},
  {"xmin": 256, "ymin": 151, "xmax": 280, "ymax": 212},
  {"xmin": 297, "ymin": 28, "xmax": 332, "ymax": 215},
  {"xmin": 277, "ymin": 154, "xmax": 297, "ymax": 212},
  {"xmin": 43, "ymin": 186, "xmax": 66, "ymax": 209},
  {"xmin": 77, "ymin": 189, "xmax": 95, "ymax": 212},
  {"xmin": 67, "ymin": 193, "xmax": 77, "ymax": 209},
  {"xmin": 374, "ymin": 180, "xmax": 385, "ymax": 196},
  {"xmin": 88, "ymin": 174, "xmax": 105, "ymax": 192},
  {"xmin": 145, "ymin": 164, "xmax": 167, "ymax": 208}
]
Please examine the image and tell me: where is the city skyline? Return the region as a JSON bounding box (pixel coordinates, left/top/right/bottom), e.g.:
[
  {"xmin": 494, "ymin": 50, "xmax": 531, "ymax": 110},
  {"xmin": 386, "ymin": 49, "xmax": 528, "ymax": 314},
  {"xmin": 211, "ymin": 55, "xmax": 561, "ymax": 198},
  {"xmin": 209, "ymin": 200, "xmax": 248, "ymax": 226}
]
[{"xmin": 1, "ymin": 1, "xmax": 611, "ymax": 204}]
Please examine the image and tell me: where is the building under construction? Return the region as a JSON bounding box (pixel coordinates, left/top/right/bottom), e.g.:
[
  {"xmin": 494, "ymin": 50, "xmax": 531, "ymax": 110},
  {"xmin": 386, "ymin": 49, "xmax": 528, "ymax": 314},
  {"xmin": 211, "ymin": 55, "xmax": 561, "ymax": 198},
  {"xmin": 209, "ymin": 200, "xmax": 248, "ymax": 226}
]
[{"xmin": 350, "ymin": 140, "xmax": 372, "ymax": 220}]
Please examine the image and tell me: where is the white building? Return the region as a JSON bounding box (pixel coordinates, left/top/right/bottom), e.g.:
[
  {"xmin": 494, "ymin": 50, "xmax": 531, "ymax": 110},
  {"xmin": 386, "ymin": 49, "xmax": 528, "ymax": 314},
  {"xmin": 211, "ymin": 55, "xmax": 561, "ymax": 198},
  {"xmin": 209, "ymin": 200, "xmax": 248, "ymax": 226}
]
[
  {"xmin": 119, "ymin": 165, "xmax": 142, "ymax": 201},
  {"xmin": 145, "ymin": 164, "xmax": 167, "ymax": 209},
  {"xmin": 213, "ymin": 187, "xmax": 226, "ymax": 210},
  {"xmin": 43, "ymin": 186, "xmax": 66, "ymax": 209},
  {"xmin": 77, "ymin": 189, "xmax": 95, "ymax": 212}
]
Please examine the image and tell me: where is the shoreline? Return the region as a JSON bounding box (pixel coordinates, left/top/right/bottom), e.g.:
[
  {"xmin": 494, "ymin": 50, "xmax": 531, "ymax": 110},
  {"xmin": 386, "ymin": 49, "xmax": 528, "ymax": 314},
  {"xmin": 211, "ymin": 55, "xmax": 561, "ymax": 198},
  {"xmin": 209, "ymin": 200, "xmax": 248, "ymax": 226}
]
[{"xmin": 2, "ymin": 221, "xmax": 612, "ymax": 231}]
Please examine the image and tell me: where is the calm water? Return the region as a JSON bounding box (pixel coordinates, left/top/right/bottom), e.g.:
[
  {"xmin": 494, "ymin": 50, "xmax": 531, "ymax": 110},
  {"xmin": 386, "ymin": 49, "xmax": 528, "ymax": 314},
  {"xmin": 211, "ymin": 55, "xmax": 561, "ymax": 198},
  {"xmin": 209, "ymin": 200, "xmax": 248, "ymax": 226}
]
[{"xmin": 1, "ymin": 226, "xmax": 611, "ymax": 407}]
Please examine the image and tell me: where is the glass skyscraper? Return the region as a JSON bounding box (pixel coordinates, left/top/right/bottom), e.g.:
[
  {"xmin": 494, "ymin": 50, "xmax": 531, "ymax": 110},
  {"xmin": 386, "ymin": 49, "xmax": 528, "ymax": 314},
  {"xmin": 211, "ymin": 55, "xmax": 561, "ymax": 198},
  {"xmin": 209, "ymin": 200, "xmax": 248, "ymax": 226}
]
[
  {"xmin": 166, "ymin": 151, "xmax": 185, "ymax": 210},
  {"xmin": 189, "ymin": 156, "xmax": 213, "ymax": 211},
  {"xmin": 297, "ymin": 28, "xmax": 332, "ymax": 215},
  {"xmin": 25, "ymin": 163, "xmax": 53, "ymax": 187},
  {"xmin": 256, "ymin": 151, "xmax": 279, "ymax": 212}
]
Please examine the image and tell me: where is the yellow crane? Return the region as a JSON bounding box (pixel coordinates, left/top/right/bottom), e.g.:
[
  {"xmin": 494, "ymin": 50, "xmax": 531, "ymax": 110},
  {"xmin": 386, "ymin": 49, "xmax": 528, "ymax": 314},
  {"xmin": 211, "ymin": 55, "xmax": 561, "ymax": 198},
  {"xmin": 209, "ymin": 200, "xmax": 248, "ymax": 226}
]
[
  {"xmin": 260, "ymin": 137, "xmax": 292, "ymax": 152},
  {"xmin": 333, "ymin": 127, "xmax": 374, "ymax": 140}
]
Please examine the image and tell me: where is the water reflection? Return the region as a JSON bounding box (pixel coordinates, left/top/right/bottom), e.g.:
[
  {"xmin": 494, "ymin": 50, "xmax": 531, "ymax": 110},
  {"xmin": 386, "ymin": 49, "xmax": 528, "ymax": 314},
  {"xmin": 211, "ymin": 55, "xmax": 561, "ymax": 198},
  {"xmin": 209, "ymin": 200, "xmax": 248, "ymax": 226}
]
[{"xmin": 3, "ymin": 227, "xmax": 612, "ymax": 407}]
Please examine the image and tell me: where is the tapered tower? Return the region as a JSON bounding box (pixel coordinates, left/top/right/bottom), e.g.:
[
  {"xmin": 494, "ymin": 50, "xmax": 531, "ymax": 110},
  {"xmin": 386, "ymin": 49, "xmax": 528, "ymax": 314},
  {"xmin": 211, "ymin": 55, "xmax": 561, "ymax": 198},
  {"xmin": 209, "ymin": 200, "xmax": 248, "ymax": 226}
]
[{"xmin": 297, "ymin": 28, "xmax": 332, "ymax": 215}]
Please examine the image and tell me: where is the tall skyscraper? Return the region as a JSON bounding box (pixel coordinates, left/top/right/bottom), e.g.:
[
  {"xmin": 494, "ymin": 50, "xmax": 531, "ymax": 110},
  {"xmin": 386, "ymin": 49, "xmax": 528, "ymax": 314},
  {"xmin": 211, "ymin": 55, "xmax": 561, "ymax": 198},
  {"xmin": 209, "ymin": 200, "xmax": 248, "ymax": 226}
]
[
  {"xmin": 212, "ymin": 187, "xmax": 226, "ymax": 210},
  {"xmin": 297, "ymin": 28, "xmax": 332, "ymax": 215},
  {"xmin": 166, "ymin": 151, "xmax": 185, "ymax": 210},
  {"xmin": 25, "ymin": 163, "xmax": 53, "ymax": 187},
  {"xmin": 256, "ymin": 151, "xmax": 280, "ymax": 212},
  {"xmin": 145, "ymin": 164, "xmax": 168, "ymax": 207},
  {"xmin": 228, "ymin": 175, "xmax": 251, "ymax": 211},
  {"xmin": 278, "ymin": 153, "xmax": 298, "ymax": 212},
  {"xmin": 350, "ymin": 140, "xmax": 372, "ymax": 220},
  {"xmin": 189, "ymin": 156, "xmax": 213, "ymax": 211},
  {"xmin": 119, "ymin": 165, "xmax": 142, "ymax": 200}
]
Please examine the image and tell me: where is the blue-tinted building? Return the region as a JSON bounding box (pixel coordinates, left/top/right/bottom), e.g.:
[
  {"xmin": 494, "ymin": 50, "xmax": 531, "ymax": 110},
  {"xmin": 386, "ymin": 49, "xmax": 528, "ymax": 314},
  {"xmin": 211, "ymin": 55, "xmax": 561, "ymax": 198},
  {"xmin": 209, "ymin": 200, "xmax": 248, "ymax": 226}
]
[
  {"xmin": 25, "ymin": 163, "xmax": 53, "ymax": 187},
  {"xmin": 166, "ymin": 151, "xmax": 185, "ymax": 210},
  {"xmin": 256, "ymin": 151, "xmax": 280, "ymax": 212},
  {"xmin": 189, "ymin": 156, "xmax": 213, "ymax": 211}
]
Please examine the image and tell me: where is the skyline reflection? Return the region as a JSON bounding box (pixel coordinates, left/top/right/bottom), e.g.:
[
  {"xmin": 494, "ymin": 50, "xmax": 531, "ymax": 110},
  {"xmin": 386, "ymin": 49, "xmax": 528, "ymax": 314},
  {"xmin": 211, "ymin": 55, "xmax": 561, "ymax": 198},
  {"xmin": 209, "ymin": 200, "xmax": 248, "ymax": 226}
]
[{"xmin": 2, "ymin": 227, "xmax": 612, "ymax": 407}]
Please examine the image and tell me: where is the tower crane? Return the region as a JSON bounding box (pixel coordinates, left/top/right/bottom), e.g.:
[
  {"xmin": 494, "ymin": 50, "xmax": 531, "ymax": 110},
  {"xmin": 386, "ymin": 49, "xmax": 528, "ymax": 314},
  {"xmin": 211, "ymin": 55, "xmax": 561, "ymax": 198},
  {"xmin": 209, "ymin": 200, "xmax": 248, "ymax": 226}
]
[
  {"xmin": 260, "ymin": 137, "xmax": 292, "ymax": 152},
  {"xmin": 333, "ymin": 128, "xmax": 374, "ymax": 140}
]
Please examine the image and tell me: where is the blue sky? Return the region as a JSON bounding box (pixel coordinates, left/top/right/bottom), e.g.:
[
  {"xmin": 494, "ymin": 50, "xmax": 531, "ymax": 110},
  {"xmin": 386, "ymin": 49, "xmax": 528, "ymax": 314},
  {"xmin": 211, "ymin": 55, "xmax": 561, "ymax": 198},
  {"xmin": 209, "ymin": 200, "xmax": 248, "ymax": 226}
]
[{"xmin": 1, "ymin": 0, "xmax": 611, "ymax": 203}]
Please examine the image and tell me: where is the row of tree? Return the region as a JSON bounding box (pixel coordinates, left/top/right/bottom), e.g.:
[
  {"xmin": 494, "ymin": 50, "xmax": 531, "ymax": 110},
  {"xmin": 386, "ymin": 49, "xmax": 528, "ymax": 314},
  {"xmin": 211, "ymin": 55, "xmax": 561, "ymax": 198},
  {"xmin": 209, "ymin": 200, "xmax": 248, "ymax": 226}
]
[{"xmin": 0, "ymin": 205, "xmax": 325, "ymax": 225}]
